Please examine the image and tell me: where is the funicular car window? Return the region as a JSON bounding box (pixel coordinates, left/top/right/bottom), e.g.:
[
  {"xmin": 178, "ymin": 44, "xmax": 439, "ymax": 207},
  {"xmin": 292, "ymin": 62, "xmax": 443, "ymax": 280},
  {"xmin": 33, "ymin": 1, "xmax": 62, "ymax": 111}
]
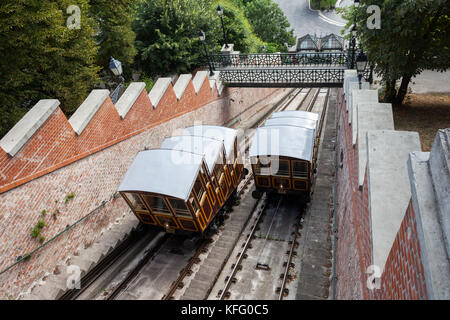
[
  {"xmin": 272, "ymin": 159, "xmax": 290, "ymax": 177},
  {"xmin": 123, "ymin": 192, "xmax": 148, "ymax": 212},
  {"xmin": 254, "ymin": 157, "xmax": 271, "ymax": 175},
  {"xmin": 193, "ymin": 176, "xmax": 205, "ymax": 200},
  {"xmin": 142, "ymin": 195, "xmax": 171, "ymax": 215},
  {"xmin": 168, "ymin": 198, "xmax": 191, "ymax": 217},
  {"xmin": 293, "ymin": 161, "xmax": 308, "ymax": 178}
]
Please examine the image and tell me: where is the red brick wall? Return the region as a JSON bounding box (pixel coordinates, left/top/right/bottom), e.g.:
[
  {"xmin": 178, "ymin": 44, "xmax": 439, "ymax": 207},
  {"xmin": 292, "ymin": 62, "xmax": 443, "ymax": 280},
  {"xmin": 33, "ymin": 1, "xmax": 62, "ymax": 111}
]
[
  {"xmin": 376, "ymin": 200, "xmax": 428, "ymax": 300},
  {"xmin": 0, "ymin": 79, "xmax": 218, "ymax": 194},
  {"xmin": 335, "ymin": 89, "xmax": 429, "ymax": 300},
  {"xmin": 0, "ymin": 78, "xmax": 284, "ymax": 298}
]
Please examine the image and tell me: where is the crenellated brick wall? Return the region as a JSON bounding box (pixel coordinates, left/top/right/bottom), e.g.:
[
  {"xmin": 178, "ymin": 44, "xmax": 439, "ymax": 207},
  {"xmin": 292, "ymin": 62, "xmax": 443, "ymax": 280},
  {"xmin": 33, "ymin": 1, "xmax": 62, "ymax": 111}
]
[
  {"xmin": 335, "ymin": 71, "xmax": 450, "ymax": 300},
  {"xmin": 0, "ymin": 71, "xmax": 286, "ymax": 299},
  {"xmin": 335, "ymin": 90, "xmax": 371, "ymax": 299}
]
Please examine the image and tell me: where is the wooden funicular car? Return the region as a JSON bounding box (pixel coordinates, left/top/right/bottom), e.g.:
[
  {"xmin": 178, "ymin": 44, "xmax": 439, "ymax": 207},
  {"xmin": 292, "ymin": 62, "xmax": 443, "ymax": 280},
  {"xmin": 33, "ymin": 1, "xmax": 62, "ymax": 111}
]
[
  {"xmin": 249, "ymin": 111, "xmax": 318, "ymax": 202},
  {"xmin": 118, "ymin": 126, "xmax": 245, "ymax": 234}
]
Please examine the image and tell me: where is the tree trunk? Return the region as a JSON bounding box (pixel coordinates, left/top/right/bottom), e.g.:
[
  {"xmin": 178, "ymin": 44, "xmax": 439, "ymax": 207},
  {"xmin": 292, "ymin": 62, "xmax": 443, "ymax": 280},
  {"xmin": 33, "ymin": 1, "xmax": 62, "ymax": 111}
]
[
  {"xmin": 383, "ymin": 78, "xmax": 397, "ymax": 103},
  {"xmin": 394, "ymin": 74, "xmax": 412, "ymax": 105}
]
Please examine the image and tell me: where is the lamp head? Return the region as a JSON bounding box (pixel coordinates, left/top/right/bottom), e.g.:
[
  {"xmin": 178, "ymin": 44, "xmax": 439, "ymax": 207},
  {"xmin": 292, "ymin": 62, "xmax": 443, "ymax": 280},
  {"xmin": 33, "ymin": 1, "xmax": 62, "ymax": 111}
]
[
  {"xmin": 109, "ymin": 56, "xmax": 123, "ymax": 76},
  {"xmin": 356, "ymin": 49, "xmax": 368, "ymax": 75},
  {"xmin": 217, "ymin": 5, "xmax": 223, "ymax": 16}
]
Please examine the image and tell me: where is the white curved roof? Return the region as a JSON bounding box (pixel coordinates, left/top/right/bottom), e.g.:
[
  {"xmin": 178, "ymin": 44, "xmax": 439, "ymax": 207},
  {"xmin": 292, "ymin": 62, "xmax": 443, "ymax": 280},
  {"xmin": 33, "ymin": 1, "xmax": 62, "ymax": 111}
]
[
  {"xmin": 118, "ymin": 149, "xmax": 203, "ymax": 201},
  {"xmin": 183, "ymin": 125, "xmax": 237, "ymax": 160},
  {"xmin": 265, "ymin": 117, "xmax": 317, "ymax": 131},
  {"xmin": 160, "ymin": 135, "xmax": 223, "ymax": 174},
  {"xmin": 271, "ymin": 110, "xmax": 319, "ymax": 122},
  {"xmin": 249, "ymin": 125, "xmax": 315, "ymax": 162}
]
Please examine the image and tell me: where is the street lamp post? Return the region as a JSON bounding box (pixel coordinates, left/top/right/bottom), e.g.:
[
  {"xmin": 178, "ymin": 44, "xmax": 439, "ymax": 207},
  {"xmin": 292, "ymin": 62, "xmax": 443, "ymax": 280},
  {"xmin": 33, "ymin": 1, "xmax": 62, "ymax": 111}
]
[
  {"xmin": 217, "ymin": 5, "xmax": 229, "ymax": 49},
  {"xmin": 109, "ymin": 56, "xmax": 125, "ymax": 103},
  {"xmin": 356, "ymin": 49, "xmax": 368, "ymax": 89},
  {"xmin": 350, "ymin": 23, "xmax": 357, "ymax": 69},
  {"xmin": 199, "ymin": 30, "xmax": 215, "ymax": 76}
]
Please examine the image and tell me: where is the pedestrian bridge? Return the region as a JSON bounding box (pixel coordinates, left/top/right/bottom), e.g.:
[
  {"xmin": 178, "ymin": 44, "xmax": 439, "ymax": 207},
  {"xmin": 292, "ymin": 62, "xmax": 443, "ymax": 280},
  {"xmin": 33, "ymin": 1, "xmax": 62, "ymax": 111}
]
[
  {"xmin": 206, "ymin": 33, "xmax": 372, "ymax": 88},
  {"xmin": 209, "ymin": 51, "xmax": 370, "ymax": 88}
]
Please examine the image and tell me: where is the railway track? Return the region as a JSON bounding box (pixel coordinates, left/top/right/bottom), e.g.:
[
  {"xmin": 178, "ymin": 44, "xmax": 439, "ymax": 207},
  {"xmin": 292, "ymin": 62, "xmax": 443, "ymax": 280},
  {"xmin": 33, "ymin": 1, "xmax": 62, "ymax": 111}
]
[
  {"xmin": 61, "ymin": 87, "xmax": 329, "ymax": 300},
  {"xmin": 206, "ymin": 88, "xmax": 330, "ymax": 300},
  {"xmin": 218, "ymin": 194, "xmax": 269, "ymax": 300}
]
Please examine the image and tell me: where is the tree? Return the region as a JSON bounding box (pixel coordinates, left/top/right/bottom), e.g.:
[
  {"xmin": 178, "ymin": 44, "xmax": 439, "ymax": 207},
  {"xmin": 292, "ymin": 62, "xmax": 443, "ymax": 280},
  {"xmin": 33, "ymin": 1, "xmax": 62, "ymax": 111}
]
[
  {"xmin": 133, "ymin": 0, "xmax": 265, "ymax": 77},
  {"xmin": 133, "ymin": 0, "xmax": 220, "ymax": 77},
  {"xmin": 354, "ymin": 0, "xmax": 450, "ymax": 104},
  {"xmin": 89, "ymin": 0, "xmax": 137, "ymax": 71},
  {"xmin": 0, "ymin": 0, "xmax": 100, "ymax": 138},
  {"xmin": 244, "ymin": 0, "xmax": 296, "ymax": 51},
  {"xmin": 213, "ymin": 0, "xmax": 265, "ymax": 53}
]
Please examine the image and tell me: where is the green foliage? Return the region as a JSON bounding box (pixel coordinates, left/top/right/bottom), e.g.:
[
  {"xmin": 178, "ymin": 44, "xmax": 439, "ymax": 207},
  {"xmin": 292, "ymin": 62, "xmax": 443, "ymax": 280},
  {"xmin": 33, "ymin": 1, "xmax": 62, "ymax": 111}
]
[
  {"xmin": 0, "ymin": 0, "xmax": 101, "ymax": 138},
  {"xmin": 41, "ymin": 209, "xmax": 47, "ymax": 217},
  {"xmin": 213, "ymin": 0, "xmax": 265, "ymax": 53},
  {"xmin": 30, "ymin": 219, "xmax": 45, "ymax": 238},
  {"xmin": 30, "ymin": 226, "xmax": 41, "ymax": 238},
  {"xmin": 36, "ymin": 220, "xmax": 46, "ymax": 229},
  {"xmin": 65, "ymin": 191, "xmax": 75, "ymax": 203},
  {"xmin": 133, "ymin": 0, "xmax": 222, "ymax": 76},
  {"xmin": 89, "ymin": 0, "xmax": 137, "ymax": 71},
  {"xmin": 140, "ymin": 74, "xmax": 155, "ymax": 92},
  {"xmin": 353, "ymin": 0, "xmax": 450, "ymax": 104},
  {"xmin": 39, "ymin": 236, "xmax": 46, "ymax": 244},
  {"xmin": 133, "ymin": 0, "xmax": 267, "ymax": 77},
  {"xmin": 243, "ymin": 0, "xmax": 296, "ymax": 50},
  {"xmin": 311, "ymin": 0, "xmax": 337, "ymax": 10}
]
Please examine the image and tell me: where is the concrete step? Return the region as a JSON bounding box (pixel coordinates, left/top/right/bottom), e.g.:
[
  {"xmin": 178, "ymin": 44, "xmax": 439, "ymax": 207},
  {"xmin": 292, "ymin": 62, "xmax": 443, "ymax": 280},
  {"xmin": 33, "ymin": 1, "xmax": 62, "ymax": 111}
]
[
  {"xmin": 181, "ymin": 286, "xmax": 206, "ymax": 300},
  {"xmin": 90, "ymin": 242, "xmax": 116, "ymax": 258},
  {"xmin": 45, "ymin": 274, "xmax": 70, "ymax": 299},
  {"xmin": 188, "ymin": 278, "xmax": 211, "ymax": 293},
  {"xmin": 28, "ymin": 282, "xmax": 60, "ymax": 300},
  {"xmin": 202, "ymin": 257, "xmax": 224, "ymax": 269},
  {"xmin": 70, "ymin": 256, "xmax": 96, "ymax": 274}
]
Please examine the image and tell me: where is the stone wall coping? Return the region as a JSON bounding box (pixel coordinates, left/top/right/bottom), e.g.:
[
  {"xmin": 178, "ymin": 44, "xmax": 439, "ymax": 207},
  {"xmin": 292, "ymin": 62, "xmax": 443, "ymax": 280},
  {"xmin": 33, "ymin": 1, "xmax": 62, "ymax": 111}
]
[
  {"xmin": 428, "ymin": 128, "xmax": 450, "ymax": 258},
  {"xmin": 0, "ymin": 99, "xmax": 60, "ymax": 156},
  {"xmin": 350, "ymin": 82, "xmax": 371, "ymax": 130},
  {"xmin": 193, "ymin": 71, "xmax": 208, "ymax": 94},
  {"xmin": 367, "ymin": 130, "xmax": 421, "ymax": 271},
  {"xmin": 149, "ymin": 78, "xmax": 172, "ymax": 108},
  {"xmin": 68, "ymin": 90, "xmax": 110, "ymax": 135},
  {"xmin": 173, "ymin": 74, "xmax": 193, "ymax": 100},
  {"xmin": 408, "ymin": 151, "xmax": 450, "ymax": 300},
  {"xmin": 115, "ymin": 82, "xmax": 146, "ymax": 119},
  {"xmin": 344, "ymin": 69, "xmax": 357, "ymax": 98},
  {"xmin": 357, "ymin": 103, "xmax": 394, "ymax": 186},
  {"xmin": 349, "ymin": 88, "xmax": 377, "ymax": 126},
  {"xmin": 209, "ymin": 71, "xmax": 224, "ymax": 95}
]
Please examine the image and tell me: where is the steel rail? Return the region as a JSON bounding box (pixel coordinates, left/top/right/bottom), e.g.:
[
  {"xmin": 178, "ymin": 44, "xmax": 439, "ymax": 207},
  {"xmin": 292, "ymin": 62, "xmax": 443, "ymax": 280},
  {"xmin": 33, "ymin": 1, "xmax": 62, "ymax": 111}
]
[
  {"xmin": 106, "ymin": 233, "xmax": 170, "ymax": 300},
  {"xmin": 218, "ymin": 193, "xmax": 268, "ymax": 300},
  {"xmin": 162, "ymin": 238, "xmax": 211, "ymax": 300},
  {"xmin": 278, "ymin": 230, "xmax": 298, "ymax": 300},
  {"xmin": 58, "ymin": 228, "xmax": 148, "ymax": 300}
]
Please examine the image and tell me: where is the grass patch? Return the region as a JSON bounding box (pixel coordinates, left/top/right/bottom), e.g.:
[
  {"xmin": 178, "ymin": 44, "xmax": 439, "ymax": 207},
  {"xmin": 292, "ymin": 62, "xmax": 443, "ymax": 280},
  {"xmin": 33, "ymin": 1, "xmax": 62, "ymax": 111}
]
[
  {"xmin": 311, "ymin": 0, "xmax": 337, "ymax": 10},
  {"xmin": 392, "ymin": 93, "xmax": 450, "ymax": 151}
]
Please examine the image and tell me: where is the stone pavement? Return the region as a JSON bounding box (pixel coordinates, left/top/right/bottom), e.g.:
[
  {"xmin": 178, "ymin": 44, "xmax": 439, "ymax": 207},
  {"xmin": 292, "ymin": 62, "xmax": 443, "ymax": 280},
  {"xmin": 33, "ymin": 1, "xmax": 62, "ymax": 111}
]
[{"xmin": 295, "ymin": 88, "xmax": 337, "ymax": 300}]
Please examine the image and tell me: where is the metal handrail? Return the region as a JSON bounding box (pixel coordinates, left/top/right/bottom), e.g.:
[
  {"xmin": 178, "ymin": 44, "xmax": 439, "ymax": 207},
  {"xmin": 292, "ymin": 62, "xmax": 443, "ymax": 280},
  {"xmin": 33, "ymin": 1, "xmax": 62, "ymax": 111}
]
[{"xmin": 210, "ymin": 52, "xmax": 350, "ymax": 69}]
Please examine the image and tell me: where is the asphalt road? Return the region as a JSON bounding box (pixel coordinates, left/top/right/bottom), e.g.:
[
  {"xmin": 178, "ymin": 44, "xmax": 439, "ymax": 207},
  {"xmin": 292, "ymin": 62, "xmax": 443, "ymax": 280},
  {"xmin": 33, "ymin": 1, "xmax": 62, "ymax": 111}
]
[{"xmin": 273, "ymin": 0, "xmax": 345, "ymax": 38}]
